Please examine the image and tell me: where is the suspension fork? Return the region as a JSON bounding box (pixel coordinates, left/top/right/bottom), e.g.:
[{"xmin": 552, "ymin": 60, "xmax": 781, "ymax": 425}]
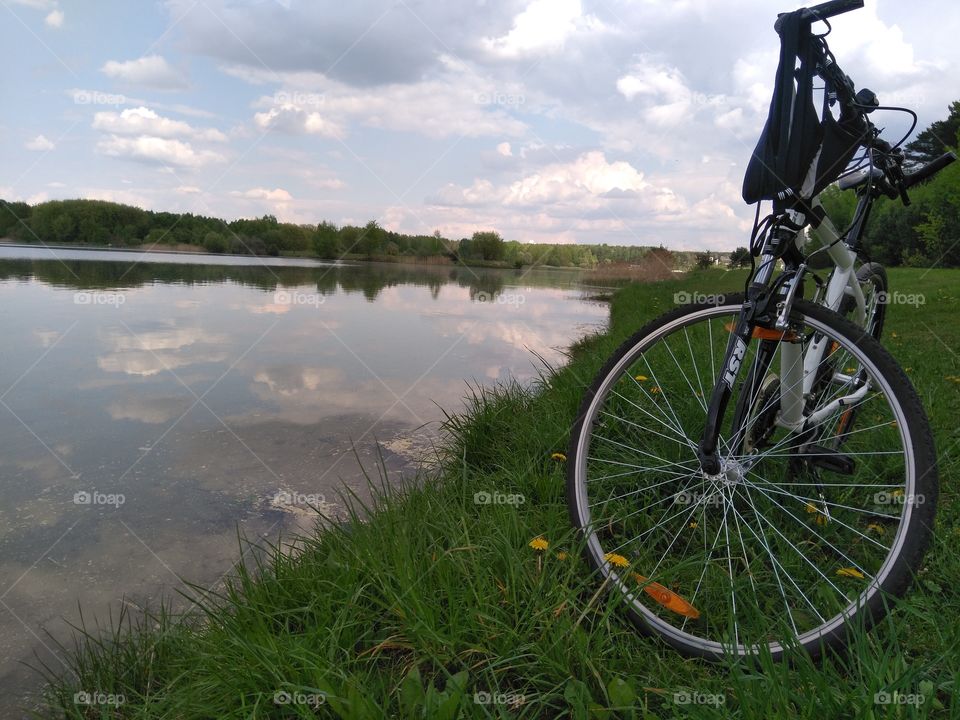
[
  {"xmin": 696, "ymin": 227, "xmax": 808, "ymax": 474},
  {"xmin": 696, "ymin": 252, "xmax": 781, "ymax": 475}
]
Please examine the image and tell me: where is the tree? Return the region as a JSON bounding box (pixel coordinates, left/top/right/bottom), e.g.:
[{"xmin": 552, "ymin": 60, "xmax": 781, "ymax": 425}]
[
  {"xmin": 472, "ymin": 230, "xmax": 504, "ymax": 261},
  {"xmin": 904, "ymin": 100, "xmax": 960, "ymax": 164},
  {"xmin": 203, "ymin": 231, "xmax": 227, "ymax": 253},
  {"xmin": 695, "ymin": 252, "xmax": 713, "ymax": 269},
  {"xmin": 729, "ymin": 247, "xmax": 751, "ymax": 268},
  {"xmin": 313, "ymin": 221, "xmax": 340, "ymax": 259}
]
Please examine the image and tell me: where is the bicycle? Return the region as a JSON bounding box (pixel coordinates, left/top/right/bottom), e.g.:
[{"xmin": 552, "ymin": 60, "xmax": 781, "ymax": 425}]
[{"xmin": 566, "ymin": 0, "xmax": 954, "ymax": 660}]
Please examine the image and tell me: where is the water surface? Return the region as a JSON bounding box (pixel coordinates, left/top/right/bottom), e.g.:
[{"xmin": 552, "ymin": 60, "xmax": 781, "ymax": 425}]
[{"xmin": 0, "ymin": 246, "xmax": 607, "ymax": 715}]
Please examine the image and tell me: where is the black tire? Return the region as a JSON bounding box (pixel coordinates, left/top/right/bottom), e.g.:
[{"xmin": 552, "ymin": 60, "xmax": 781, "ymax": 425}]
[
  {"xmin": 567, "ymin": 296, "xmax": 937, "ymax": 661},
  {"xmin": 840, "ymin": 262, "xmax": 888, "ymax": 339}
]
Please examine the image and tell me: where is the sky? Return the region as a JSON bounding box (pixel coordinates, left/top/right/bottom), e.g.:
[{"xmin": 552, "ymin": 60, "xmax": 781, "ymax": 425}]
[{"xmin": 2, "ymin": 0, "xmax": 958, "ymax": 250}]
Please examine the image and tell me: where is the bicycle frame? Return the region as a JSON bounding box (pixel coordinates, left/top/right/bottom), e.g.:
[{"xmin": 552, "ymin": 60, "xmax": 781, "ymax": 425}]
[{"xmin": 695, "ymin": 191, "xmax": 876, "ymax": 475}]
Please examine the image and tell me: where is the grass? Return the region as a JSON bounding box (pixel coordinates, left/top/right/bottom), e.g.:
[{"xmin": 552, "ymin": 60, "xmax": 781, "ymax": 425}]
[{"xmin": 35, "ymin": 268, "xmax": 960, "ymax": 719}]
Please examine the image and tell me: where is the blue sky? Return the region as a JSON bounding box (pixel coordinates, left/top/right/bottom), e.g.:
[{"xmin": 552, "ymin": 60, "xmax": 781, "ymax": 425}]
[{"xmin": 2, "ymin": 0, "xmax": 958, "ymax": 249}]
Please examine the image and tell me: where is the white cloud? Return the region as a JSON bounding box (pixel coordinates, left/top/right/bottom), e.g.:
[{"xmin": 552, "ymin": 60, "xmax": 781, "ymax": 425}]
[
  {"xmin": 434, "ymin": 151, "xmax": 654, "ymax": 208},
  {"xmin": 616, "ymin": 58, "xmax": 724, "ymax": 128},
  {"xmin": 497, "ymin": 142, "xmax": 512, "ymax": 157},
  {"xmin": 482, "ymin": 0, "xmax": 605, "ymax": 58},
  {"xmin": 93, "ymin": 107, "xmax": 227, "ymax": 142},
  {"xmin": 253, "ymin": 105, "xmax": 344, "ymax": 139},
  {"xmin": 25, "ymin": 134, "xmax": 54, "ymax": 151},
  {"xmin": 97, "ymin": 135, "xmax": 225, "ymax": 168},
  {"xmin": 175, "ymin": 185, "xmax": 202, "ymax": 194},
  {"xmin": 44, "ymin": 9, "xmax": 63, "ymax": 27},
  {"xmin": 234, "ymin": 187, "xmax": 292, "ymax": 202},
  {"xmin": 101, "ymin": 55, "xmax": 188, "ymax": 90},
  {"xmin": 245, "ymin": 57, "xmax": 528, "ymax": 140}
]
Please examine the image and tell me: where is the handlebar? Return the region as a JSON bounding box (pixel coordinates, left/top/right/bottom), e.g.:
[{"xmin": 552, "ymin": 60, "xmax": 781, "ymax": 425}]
[
  {"xmin": 800, "ymin": 0, "xmax": 864, "ymax": 22},
  {"xmin": 903, "ymin": 152, "xmax": 957, "ymax": 190}
]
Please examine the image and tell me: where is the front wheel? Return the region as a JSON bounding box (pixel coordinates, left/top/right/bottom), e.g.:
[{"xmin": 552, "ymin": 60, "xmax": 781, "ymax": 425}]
[{"xmin": 566, "ymin": 296, "xmax": 937, "ymax": 661}]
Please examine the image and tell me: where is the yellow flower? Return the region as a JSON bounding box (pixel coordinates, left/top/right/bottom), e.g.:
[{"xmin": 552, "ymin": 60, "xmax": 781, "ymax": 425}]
[
  {"xmin": 836, "ymin": 567, "xmax": 865, "ymax": 579},
  {"xmin": 867, "ymin": 523, "xmax": 885, "ymax": 534},
  {"xmin": 529, "ymin": 537, "xmax": 549, "ymax": 552},
  {"xmin": 805, "ymin": 502, "xmax": 817, "ymax": 514},
  {"xmin": 557, "ymin": 551, "xmax": 569, "ymax": 561},
  {"xmin": 650, "ymin": 386, "xmax": 661, "ymax": 395},
  {"xmin": 815, "ymin": 514, "xmax": 829, "ymax": 526},
  {"xmin": 604, "ymin": 552, "xmax": 630, "ymax": 568},
  {"xmin": 634, "ymin": 375, "xmax": 649, "ymax": 382},
  {"xmin": 551, "ymin": 452, "xmax": 567, "ymax": 462},
  {"xmin": 689, "ymin": 522, "xmax": 698, "ymax": 529}
]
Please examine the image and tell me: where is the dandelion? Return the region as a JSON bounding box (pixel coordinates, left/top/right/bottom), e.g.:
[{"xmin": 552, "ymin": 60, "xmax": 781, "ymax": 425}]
[
  {"xmin": 634, "ymin": 374, "xmax": 649, "ymax": 382},
  {"xmin": 604, "ymin": 552, "xmax": 629, "ymax": 568},
  {"xmin": 650, "ymin": 386, "xmax": 661, "ymax": 395},
  {"xmin": 530, "ymin": 536, "xmax": 548, "ymax": 573},
  {"xmin": 805, "ymin": 502, "xmax": 817, "ymax": 514},
  {"xmin": 815, "ymin": 514, "xmax": 829, "ymax": 526},
  {"xmin": 867, "ymin": 523, "xmax": 885, "ymax": 534},
  {"xmin": 551, "ymin": 452, "xmax": 567, "ymax": 462},
  {"xmin": 529, "ymin": 537, "xmax": 549, "ymax": 551},
  {"xmin": 689, "ymin": 521, "xmax": 698, "ymax": 529},
  {"xmin": 557, "ymin": 551, "xmax": 569, "ymax": 561}
]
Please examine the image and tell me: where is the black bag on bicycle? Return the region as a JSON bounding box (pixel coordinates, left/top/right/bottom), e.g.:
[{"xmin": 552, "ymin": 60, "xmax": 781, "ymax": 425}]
[{"xmin": 742, "ymin": 10, "xmax": 863, "ymax": 207}]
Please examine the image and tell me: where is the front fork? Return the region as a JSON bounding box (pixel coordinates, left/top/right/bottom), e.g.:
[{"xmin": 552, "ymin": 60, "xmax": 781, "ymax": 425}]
[{"xmin": 696, "ymin": 224, "xmax": 807, "ymax": 475}]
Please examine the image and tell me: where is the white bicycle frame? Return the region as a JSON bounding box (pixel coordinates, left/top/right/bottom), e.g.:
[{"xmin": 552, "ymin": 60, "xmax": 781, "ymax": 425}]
[{"xmin": 774, "ymin": 197, "xmax": 870, "ymax": 432}]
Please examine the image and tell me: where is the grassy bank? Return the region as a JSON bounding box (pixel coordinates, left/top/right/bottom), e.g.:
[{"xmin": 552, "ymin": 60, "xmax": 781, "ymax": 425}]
[{"xmin": 39, "ymin": 270, "xmax": 959, "ymax": 719}]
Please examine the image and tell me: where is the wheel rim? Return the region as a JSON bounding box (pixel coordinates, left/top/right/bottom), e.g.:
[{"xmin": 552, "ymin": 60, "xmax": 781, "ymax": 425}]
[{"xmin": 571, "ymin": 304, "xmax": 916, "ymax": 656}]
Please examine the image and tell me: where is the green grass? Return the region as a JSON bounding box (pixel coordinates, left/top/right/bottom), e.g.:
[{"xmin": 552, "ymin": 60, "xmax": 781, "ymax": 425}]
[{"xmin": 36, "ymin": 269, "xmax": 960, "ymax": 719}]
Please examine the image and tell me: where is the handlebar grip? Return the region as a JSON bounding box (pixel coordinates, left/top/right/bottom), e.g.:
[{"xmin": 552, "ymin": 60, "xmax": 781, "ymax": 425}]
[
  {"xmin": 903, "ymin": 152, "xmax": 957, "ymax": 190},
  {"xmin": 801, "ymin": 0, "xmax": 864, "ymax": 21}
]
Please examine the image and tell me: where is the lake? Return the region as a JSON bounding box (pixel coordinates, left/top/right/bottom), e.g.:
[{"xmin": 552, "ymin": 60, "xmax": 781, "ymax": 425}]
[{"xmin": 0, "ymin": 246, "xmax": 607, "ymax": 715}]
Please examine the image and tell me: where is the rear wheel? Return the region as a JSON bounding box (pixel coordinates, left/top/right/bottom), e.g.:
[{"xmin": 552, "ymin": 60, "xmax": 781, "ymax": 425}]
[{"xmin": 567, "ymin": 297, "xmax": 937, "ymax": 660}]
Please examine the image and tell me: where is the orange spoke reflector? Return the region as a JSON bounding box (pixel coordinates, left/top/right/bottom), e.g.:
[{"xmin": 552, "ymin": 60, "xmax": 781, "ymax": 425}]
[
  {"xmin": 724, "ymin": 322, "xmax": 798, "ymax": 342},
  {"xmin": 633, "ymin": 574, "xmax": 700, "ymax": 619}
]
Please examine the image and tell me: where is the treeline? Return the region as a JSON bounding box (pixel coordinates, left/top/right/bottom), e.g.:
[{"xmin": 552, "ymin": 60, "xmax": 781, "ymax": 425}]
[
  {"xmin": 0, "ymin": 198, "xmax": 666, "ymax": 269},
  {"xmin": 0, "ymin": 199, "xmax": 314, "ymax": 256},
  {"xmin": 820, "ymin": 101, "xmax": 960, "ymax": 267}
]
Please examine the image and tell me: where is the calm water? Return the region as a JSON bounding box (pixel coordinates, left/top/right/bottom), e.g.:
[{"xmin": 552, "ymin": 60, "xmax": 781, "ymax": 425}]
[{"xmin": 0, "ymin": 246, "xmax": 607, "ymax": 714}]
